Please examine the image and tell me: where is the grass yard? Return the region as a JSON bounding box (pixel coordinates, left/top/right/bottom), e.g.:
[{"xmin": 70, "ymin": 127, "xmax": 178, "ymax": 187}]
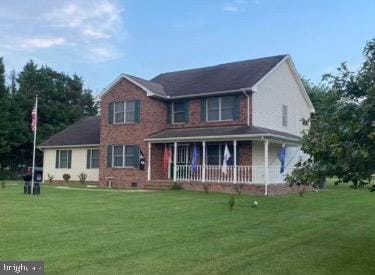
[{"xmin": 1, "ymin": 183, "xmax": 375, "ymax": 274}]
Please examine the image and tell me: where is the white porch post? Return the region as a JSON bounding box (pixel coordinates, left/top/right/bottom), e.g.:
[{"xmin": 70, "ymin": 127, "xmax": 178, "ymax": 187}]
[
  {"xmin": 233, "ymin": 140, "xmax": 237, "ymax": 183},
  {"xmin": 264, "ymin": 139, "xmax": 269, "ymax": 196},
  {"xmin": 202, "ymin": 141, "xmax": 206, "ymax": 182},
  {"xmin": 173, "ymin": 142, "xmax": 177, "ymax": 182},
  {"xmin": 147, "ymin": 142, "xmax": 151, "ymax": 181}
]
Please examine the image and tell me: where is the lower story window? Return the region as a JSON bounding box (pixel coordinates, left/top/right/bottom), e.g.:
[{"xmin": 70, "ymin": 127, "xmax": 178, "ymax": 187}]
[
  {"xmin": 87, "ymin": 149, "xmax": 99, "ymax": 169},
  {"xmin": 55, "ymin": 150, "xmax": 72, "ymax": 169},
  {"xmin": 111, "ymin": 145, "xmax": 137, "ymax": 168}
]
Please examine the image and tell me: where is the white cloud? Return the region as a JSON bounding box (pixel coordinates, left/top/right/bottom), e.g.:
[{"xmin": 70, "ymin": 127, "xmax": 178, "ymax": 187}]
[
  {"xmin": 20, "ymin": 37, "xmax": 66, "ymax": 49},
  {"xmin": 86, "ymin": 46, "xmax": 120, "ymax": 63},
  {"xmin": 221, "ymin": 0, "xmax": 259, "ymax": 12},
  {"xmin": 45, "ymin": 0, "xmax": 123, "ymax": 40},
  {"xmin": 222, "ymin": 5, "xmax": 240, "ymax": 12}
]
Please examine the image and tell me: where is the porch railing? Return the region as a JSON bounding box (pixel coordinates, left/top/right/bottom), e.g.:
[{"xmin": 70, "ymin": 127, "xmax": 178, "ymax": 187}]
[{"xmin": 175, "ymin": 165, "xmax": 294, "ymax": 184}]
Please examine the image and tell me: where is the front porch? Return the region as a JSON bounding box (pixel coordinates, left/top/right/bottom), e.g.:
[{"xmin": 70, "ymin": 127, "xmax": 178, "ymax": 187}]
[{"xmin": 146, "ymin": 138, "xmax": 301, "ymax": 195}]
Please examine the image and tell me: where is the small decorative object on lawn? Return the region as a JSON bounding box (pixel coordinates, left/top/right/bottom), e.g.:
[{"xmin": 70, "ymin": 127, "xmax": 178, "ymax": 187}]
[
  {"xmin": 62, "ymin": 173, "xmax": 71, "ymax": 184},
  {"xmin": 1, "ymin": 181, "xmax": 5, "ymax": 189},
  {"xmin": 47, "ymin": 173, "xmax": 55, "ymax": 184},
  {"xmin": 78, "ymin": 172, "xmax": 88, "ymax": 185},
  {"xmin": 252, "ymin": 201, "xmax": 258, "ymax": 208},
  {"xmin": 228, "ymin": 195, "xmax": 235, "ymax": 211}
]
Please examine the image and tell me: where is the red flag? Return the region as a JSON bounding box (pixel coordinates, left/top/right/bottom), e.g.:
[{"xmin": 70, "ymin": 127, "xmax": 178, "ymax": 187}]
[
  {"xmin": 163, "ymin": 144, "xmax": 170, "ymax": 174},
  {"xmin": 31, "ymin": 106, "xmax": 37, "ymax": 132}
]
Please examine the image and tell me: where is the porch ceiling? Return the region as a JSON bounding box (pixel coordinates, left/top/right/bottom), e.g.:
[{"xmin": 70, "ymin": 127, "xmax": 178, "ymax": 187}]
[{"xmin": 145, "ymin": 125, "xmax": 301, "ymax": 143}]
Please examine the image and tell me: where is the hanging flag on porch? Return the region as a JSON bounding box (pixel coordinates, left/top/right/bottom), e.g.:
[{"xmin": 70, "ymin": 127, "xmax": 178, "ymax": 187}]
[
  {"xmin": 139, "ymin": 150, "xmax": 145, "ymax": 170},
  {"xmin": 221, "ymin": 144, "xmax": 231, "ymax": 174},
  {"xmin": 163, "ymin": 144, "xmax": 170, "ymax": 174},
  {"xmin": 277, "ymin": 144, "xmax": 286, "ymax": 174},
  {"xmin": 192, "ymin": 143, "xmax": 199, "ymax": 172}
]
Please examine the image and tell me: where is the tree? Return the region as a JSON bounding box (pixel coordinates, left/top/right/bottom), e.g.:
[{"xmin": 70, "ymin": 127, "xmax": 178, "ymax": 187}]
[
  {"xmin": 0, "ymin": 58, "xmax": 11, "ymax": 172},
  {"xmin": 288, "ymin": 39, "xmax": 375, "ymax": 189},
  {"xmin": 0, "ymin": 59, "xmax": 98, "ymax": 174}
]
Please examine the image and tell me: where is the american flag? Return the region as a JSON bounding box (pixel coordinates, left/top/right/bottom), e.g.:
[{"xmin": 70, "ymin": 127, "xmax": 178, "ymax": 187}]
[{"xmin": 31, "ymin": 106, "xmax": 37, "ymax": 132}]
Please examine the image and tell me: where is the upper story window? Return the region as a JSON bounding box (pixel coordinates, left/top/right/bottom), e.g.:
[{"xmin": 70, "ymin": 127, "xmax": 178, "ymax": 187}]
[
  {"xmin": 114, "ymin": 101, "xmax": 136, "ymax": 124},
  {"xmin": 172, "ymin": 102, "xmax": 186, "ymax": 123},
  {"xmin": 87, "ymin": 149, "xmax": 99, "ymax": 169},
  {"xmin": 167, "ymin": 101, "xmax": 189, "ymax": 124},
  {"xmin": 206, "ymin": 96, "xmax": 234, "ymax": 121},
  {"xmin": 282, "ymin": 105, "xmax": 288, "ymax": 127},
  {"xmin": 108, "ymin": 100, "xmax": 140, "ymax": 125},
  {"xmin": 55, "ymin": 150, "xmax": 72, "ymax": 169}
]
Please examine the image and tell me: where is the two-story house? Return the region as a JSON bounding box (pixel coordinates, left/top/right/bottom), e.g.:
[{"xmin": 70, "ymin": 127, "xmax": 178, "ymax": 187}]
[{"xmin": 40, "ymin": 55, "xmax": 315, "ymax": 195}]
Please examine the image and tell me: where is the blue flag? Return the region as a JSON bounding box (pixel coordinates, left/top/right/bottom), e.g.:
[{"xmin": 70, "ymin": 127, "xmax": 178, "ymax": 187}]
[
  {"xmin": 192, "ymin": 144, "xmax": 199, "ymax": 172},
  {"xmin": 277, "ymin": 145, "xmax": 286, "ymax": 174}
]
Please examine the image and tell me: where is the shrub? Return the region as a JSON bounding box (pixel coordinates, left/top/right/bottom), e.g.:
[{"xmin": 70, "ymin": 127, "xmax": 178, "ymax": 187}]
[
  {"xmin": 202, "ymin": 182, "xmax": 211, "ymax": 193},
  {"xmin": 170, "ymin": 182, "xmax": 182, "ymax": 190},
  {"xmin": 62, "ymin": 174, "xmax": 71, "ymax": 184},
  {"xmin": 1, "ymin": 181, "xmax": 5, "ymax": 189},
  {"xmin": 47, "ymin": 174, "xmax": 55, "ymax": 184},
  {"xmin": 233, "ymin": 183, "xmax": 245, "ymax": 195},
  {"xmin": 78, "ymin": 172, "xmax": 88, "ymax": 185},
  {"xmin": 228, "ymin": 195, "xmax": 235, "ymax": 211}
]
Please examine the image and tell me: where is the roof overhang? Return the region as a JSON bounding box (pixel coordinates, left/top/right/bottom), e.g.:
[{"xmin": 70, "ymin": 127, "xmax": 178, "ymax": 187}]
[
  {"xmin": 38, "ymin": 144, "xmax": 100, "ymax": 149},
  {"xmin": 145, "ymin": 134, "xmax": 301, "ymax": 144}
]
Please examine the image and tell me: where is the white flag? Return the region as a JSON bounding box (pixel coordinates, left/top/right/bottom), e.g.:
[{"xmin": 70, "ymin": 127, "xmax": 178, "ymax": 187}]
[{"xmin": 221, "ymin": 144, "xmax": 231, "ymax": 174}]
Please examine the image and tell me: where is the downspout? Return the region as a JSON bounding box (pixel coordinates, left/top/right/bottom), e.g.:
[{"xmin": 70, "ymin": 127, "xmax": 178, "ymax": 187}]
[{"xmin": 242, "ymin": 90, "xmax": 251, "ymax": 126}]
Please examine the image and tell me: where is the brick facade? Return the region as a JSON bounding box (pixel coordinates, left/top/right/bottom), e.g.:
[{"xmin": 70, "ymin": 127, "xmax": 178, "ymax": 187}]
[{"xmin": 100, "ymin": 78, "xmax": 253, "ymax": 188}]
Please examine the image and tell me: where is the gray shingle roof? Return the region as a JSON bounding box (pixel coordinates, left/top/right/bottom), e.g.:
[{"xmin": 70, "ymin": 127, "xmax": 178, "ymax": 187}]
[
  {"xmin": 150, "ymin": 55, "xmax": 287, "ymax": 97},
  {"xmin": 40, "ymin": 116, "xmax": 100, "ymax": 147},
  {"xmin": 125, "ymin": 74, "xmax": 167, "ymax": 96},
  {"xmin": 146, "ymin": 125, "xmax": 301, "ymax": 141}
]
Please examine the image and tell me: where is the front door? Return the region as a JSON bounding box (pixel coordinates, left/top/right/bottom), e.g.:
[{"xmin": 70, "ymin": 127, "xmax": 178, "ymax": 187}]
[{"xmin": 169, "ymin": 144, "xmax": 192, "ymax": 179}]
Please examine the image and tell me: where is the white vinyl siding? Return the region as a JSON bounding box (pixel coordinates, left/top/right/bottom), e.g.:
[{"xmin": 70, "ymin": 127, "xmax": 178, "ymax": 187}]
[
  {"xmin": 252, "ymin": 60, "xmax": 311, "ymax": 136},
  {"xmin": 43, "ymin": 148, "xmax": 99, "ymax": 182}
]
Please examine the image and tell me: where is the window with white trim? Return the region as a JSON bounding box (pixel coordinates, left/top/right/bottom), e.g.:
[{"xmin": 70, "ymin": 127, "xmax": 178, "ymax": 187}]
[
  {"xmin": 87, "ymin": 149, "xmax": 99, "ymax": 169},
  {"xmin": 56, "ymin": 150, "xmax": 72, "ymax": 169},
  {"xmin": 114, "ymin": 101, "xmax": 136, "ymax": 124},
  {"xmin": 282, "ymin": 105, "xmax": 288, "ymax": 127},
  {"xmin": 112, "ymin": 145, "xmax": 136, "ymax": 168},
  {"xmin": 206, "ymin": 96, "xmax": 234, "ymax": 121}
]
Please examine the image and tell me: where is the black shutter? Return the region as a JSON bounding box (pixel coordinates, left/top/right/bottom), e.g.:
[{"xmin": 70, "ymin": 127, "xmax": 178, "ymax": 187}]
[
  {"xmin": 68, "ymin": 150, "xmax": 72, "ymax": 169},
  {"xmin": 135, "ymin": 100, "xmax": 141, "ymax": 123},
  {"xmin": 107, "ymin": 145, "xmax": 112, "ymax": 168},
  {"xmin": 236, "ymin": 145, "xmax": 240, "ymax": 166},
  {"xmin": 133, "ymin": 145, "xmax": 140, "ymax": 168},
  {"xmin": 108, "ymin": 102, "xmax": 114, "ymax": 124},
  {"xmin": 55, "ymin": 150, "xmax": 60, "ymax": 168},
  {"xmin": 167, "ymin": 102, "xmax": 172, "ymax": 124},
  {"xmin": 200, "ymin": 98, "xmax": 206, "ymax": 122},
  {"xmin": 233, "ymin": 95, "xmax": 240, "ymax": 120},
  {"xmin": 87, "ymin": 150, "xmax": 91, "ymax": 169},
  {"xmin": 184, "ymin": 100, "xmax": 189, "ymax": 123}
]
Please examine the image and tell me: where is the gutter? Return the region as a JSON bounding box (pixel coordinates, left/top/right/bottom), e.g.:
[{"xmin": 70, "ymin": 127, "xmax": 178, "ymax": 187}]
[{"xmin": 38, "ymin": 144, "xmax": 100, "ymax": 149}]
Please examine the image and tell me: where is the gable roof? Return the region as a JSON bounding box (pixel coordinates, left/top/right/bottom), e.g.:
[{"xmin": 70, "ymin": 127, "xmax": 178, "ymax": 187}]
[
  {"xmin": 39, "ymin": 116, "xmax": 100, "ymax": 148},
  {"xmin": 151, "ymin": 55, "xmax": 287, "ymax": 97},
  {"xmin": 100, "ymin": 54, "xmax": 288, "ymax": 99}
]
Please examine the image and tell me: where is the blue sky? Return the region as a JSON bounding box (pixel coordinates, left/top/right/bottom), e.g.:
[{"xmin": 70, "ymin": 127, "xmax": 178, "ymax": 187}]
[{"xmin": 0, "ymin": 0, "xmax": 374, "ymax": 95}]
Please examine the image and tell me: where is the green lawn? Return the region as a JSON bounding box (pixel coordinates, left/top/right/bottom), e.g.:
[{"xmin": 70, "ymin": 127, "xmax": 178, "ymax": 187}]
[{"xmin": 1, "ymin": 183, "xmax": 374, "ymax": 274}]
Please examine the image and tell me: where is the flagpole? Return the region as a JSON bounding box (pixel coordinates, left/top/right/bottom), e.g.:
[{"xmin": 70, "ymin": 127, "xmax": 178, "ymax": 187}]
[{"xmin": 31, "ymin": 95, "xmax": 38, "ymax": 195}]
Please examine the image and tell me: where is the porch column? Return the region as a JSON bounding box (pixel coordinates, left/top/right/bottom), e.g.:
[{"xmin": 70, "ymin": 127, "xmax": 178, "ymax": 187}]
[
  {"xmin": 264, "ymin": 139, "xmax": 269, "ymax": 196},
  {"xmin": 173, "ymin": 142, "xmax": 177, "ymax": 182},
  {"xmin": 202, "ymin": 141, "xmax": 206, "ymax": 182},
  {"xmin": 147, "ymin": 142, "xmax": 151, "ymax": 181},
  {"xmin": 233, "ymin": 140, "xmax": 237, "ymax": 183}
]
